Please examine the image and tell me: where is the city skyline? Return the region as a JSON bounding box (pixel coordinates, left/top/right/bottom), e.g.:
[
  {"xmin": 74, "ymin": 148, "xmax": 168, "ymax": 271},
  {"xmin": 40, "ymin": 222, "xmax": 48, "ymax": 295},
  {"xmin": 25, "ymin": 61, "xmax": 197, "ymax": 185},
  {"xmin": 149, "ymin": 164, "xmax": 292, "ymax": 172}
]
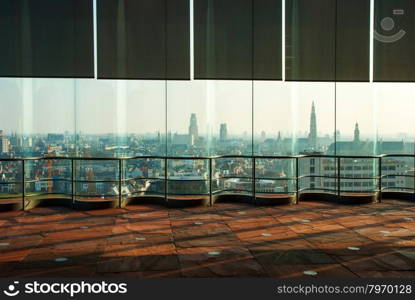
[
  {"xmin": 0, "ymin": 99, "xmax": 413, "ymax": 159},
  {"xmin": 0, "ymin": 79, "xmax": 414, "ymax": 141}
]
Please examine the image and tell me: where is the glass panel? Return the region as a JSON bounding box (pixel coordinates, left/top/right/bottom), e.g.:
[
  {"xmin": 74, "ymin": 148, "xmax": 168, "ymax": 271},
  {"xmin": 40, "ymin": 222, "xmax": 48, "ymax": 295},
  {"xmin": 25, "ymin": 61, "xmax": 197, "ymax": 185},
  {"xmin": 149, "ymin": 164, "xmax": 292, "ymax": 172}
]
[
  {"xmin": 195, "ymin": 0, "xmax": 282, "ymax": 80},
  {"xmin": 210, "ymin": 81, "xmax": 253, "ymax": 156},
  {"xmin": 126, "ymin": 81, "xmax": 166, "ymax": 156},
  {"xmin": 123, "ymin": 158, "xmax": 165, "ymax": 198},
  {"xmin": 286, "ymin": 0, "xmax": 369, "ymax": 81},
  {"xmin": 382, "ymin": 156, "xmax": 414, "ymax": 193},
  {"xmin": 336, "ymin": 0, "xmax": 370, "ymax": 81},
  {"xmin": 336, "ymin": 83, "xmax": 377, "ymax": 156},
  {"xmin": 75, "ymin": 79, "xmax": 128, "ymax": 158},
  {"xmin": 254, "ymin": 81, "xmax": 296, "ymax": 156},
  {"xmin": 0, "ymin": 78, "xmax": 25, "ymax": 158},
  {"xmin": 166, "ymin": 0, "xmax": 191, "ymax": 79},
  {"xmin": 286, "ymin": 0, "xmax": 335, "ymax": 81},
  {"xmin": 167, "ymin": 81, "xmax": 210, "ymax": 157},
  {"xmin": 253, "ymin": 0, "xmax": 282, "ymax": 80},
  {"xmin": 375, "ymin": 83, "xmax": 415, "ymax": 194},
  {"xmin": 299, "ymin": 157, "xmax": 336, "ymax": 194},
  {"xmin": 255, "ymin": 158, "xmax": 296, "ymax": 194},
  {"xmin": 375, "ymin": 83, "xmax": 415, "ymax": 154},
  {"xmin": 0, "ymin": 78, "xmax": 76, "ymax": 158},
  {"xmin": 194, "ymin": 0, "xmax": 252, "ymax": 79},
  {"xmin": 32, "ymin": 79, "xmax": 76, "ymax": 157},
  {"xmin": 289, "ymin": 82, "xmax": 335, "ymax": 154}
]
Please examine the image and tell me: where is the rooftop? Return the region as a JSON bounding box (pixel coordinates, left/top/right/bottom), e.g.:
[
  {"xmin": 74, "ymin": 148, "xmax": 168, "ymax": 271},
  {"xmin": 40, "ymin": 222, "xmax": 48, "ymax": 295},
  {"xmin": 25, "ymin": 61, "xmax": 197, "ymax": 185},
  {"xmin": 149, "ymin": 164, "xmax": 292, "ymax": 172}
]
[{"xmin": 1, "ymin": 199, "xmax": 414, "ymax": 278}]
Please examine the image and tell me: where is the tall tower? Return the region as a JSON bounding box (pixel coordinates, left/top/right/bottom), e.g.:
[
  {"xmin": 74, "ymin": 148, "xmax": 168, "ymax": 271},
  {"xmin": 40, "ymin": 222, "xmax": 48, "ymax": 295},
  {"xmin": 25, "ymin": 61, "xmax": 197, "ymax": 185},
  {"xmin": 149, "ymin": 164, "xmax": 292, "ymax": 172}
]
[
  {"xmin": 277, "ymin": 131, "xmax": 281, "ymax": 142},
  {"xmin": 354, "ymin": 123, "xmax": 360, "ymax": 142},
  {"xmin": 188, "ymin": 113, "xmax": 199, "ymax": 145},
  {"xmin": 308, "ymin": 101, "xmax": 317, "ymax": 149},
  {"xmin": 220, "ymin": 123, "xmax": 228, "ymax": 141}
]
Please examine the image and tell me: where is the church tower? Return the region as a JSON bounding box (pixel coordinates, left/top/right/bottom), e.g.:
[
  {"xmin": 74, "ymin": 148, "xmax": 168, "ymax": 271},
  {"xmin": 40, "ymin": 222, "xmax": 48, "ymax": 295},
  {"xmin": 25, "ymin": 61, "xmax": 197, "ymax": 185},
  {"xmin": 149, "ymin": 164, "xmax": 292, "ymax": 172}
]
[
  {"xmin": 354, "ymin": 123, "xmax": 360, "ymax": 143},
  {"xmin": 308, "ymin": 101, "xmax": 317, "ymax": 149},
  {"xmin": 188, "ymin": 113, "xmax": 199, "ymax": 145}
]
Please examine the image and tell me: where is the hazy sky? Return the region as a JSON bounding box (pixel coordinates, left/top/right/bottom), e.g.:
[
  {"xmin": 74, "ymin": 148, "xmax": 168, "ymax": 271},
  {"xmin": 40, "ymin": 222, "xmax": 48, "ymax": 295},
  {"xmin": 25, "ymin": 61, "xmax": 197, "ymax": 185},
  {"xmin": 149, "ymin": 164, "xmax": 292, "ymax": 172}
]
[{"xmin": 0, "ymin": 78, "xmax": 414, "ymax": 141}]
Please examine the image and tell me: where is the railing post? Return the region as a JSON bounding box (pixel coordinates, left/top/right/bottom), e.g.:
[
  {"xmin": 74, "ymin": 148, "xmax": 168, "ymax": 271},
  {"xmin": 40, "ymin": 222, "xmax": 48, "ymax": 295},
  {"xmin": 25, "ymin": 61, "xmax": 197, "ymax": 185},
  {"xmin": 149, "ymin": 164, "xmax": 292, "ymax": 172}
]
[
  {"xmin": 118, "ymin": 159, "xmax": 122, "ymax": 208},
  {"xmin": 252, "ymin": 156, "xmax": 256, "ymax": 203},
  {"xmin": 164, "ymin": 157, "xmax": 168, "ymax": 205},
  {"xmin": 22, "ymin": 159, "xmax": 25, "ymax": 211},
  {"xmin": 295, "ymin": 157, "xmax": 299, "ymax": 204},
  {"xmin": 337, "ymin": 156, "xmax": 341, "ymax": 197},
  {"xmin": 209, "ymin": 157, "xmax": 212, "ymax": 206},
  {"xmin": 378, "ymin": 156, "xmax": 382, "ymax": 203},
  {"xmin": 71, "ymin": 159, "xmax": 75, "ymax": 207}
]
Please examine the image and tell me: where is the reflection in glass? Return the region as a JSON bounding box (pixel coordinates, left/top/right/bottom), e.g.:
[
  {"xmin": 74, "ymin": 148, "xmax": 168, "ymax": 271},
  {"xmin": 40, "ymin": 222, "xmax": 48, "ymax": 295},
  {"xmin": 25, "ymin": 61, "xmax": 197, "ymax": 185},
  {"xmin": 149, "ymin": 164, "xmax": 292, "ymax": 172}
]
[
  {"xmin": 25, "ymin": 159, "xmax": 72, "ymax": 198},
  {"xmin": 212, "ymin": 157, "xmax": 253, "ymax": 195}
]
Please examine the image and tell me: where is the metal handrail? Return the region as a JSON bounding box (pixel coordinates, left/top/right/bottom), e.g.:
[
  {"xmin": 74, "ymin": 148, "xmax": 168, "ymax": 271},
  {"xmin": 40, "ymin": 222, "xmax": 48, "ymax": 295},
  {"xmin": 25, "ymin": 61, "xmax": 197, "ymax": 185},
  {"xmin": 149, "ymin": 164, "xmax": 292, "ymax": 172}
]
[{"xmin": 0, "ymin": 154, "xmax": 413, "ymax": 208}]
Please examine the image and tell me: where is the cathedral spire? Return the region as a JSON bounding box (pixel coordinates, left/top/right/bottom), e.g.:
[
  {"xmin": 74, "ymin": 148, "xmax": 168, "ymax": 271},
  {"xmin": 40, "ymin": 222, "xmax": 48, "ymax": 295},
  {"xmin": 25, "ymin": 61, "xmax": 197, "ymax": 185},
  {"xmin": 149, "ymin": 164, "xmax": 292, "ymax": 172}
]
[{"xmin": 354, "ymin": 123, "xmax": 360, "ymax": 142}]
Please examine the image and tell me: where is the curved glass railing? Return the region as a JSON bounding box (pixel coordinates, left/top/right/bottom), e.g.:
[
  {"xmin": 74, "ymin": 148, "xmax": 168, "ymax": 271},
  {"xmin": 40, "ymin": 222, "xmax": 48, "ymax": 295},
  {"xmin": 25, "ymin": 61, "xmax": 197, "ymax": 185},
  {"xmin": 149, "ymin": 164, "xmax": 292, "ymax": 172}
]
[
  {"xmin": 254, "ymin": 157, "xmax": 297, "ymax": 199},
  {"xmin": 0, "ymin": 154, "xmax": 413, "ymax": 209},
  {"xmin": 122, "ymin": 157, "xmax": 165, "ymax": 201},
  {"xmin": 24, "ymin": 158, "xmax": 72, "ymax": 208},
  {"xmin": 0, "ymin": 160, "xmax": 24, "ymax": 207},
  {"xmin": 212, "ymin": 156, "xmax": 253, "ymax": 200},
  {"xmin": 380, "ymin": 155, "xmax": 415, "ymax": 194}
]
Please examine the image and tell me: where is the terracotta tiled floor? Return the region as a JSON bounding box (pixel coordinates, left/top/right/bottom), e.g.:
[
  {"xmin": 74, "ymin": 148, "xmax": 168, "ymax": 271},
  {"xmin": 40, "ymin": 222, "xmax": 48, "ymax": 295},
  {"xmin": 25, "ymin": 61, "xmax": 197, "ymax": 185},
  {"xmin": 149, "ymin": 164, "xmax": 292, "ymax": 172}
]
[{"xmin": 1, "ymin": 200, "xmax": 415, "ymax": 278}]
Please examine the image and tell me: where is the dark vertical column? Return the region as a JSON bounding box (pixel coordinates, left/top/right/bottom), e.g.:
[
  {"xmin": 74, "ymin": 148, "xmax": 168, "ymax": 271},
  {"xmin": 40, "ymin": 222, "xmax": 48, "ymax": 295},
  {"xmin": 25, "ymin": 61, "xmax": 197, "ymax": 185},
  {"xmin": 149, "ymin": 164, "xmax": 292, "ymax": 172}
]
[
  {"xmin": 118, "ymin": 159, "xmax": 122, "ymax": 208},
  {"xmin": 166, "ymin": 0, "xmax": 190, "ymax": 79},
  {"xmin": 286, "ymin": 0, "xmax": 370, "ymax": 81},
  {"xmin": 195, "ymin": 0, "xmax": 282, "ymax": 80},
  {"xmin": 296, "ymin": 157, "xmax": 299, "ymax": 204},
  {"xmin": 252, "ymin": 157, "xmax": 256, "ymax": 203},
  {"xmin": 209, "ymin": 158, "xmax": 212, "ymax": 206},
  {"xmin": 378, "ymin": 156, "xmax": 382, "ymax": 202},
  {"xmin": 21, "ymin": 0, "xmax": 32, "ymax": 76},
  {"xmin": 164, "ymin": 157, "xmax": 168, "ymax": 205},
  {"xmin": 71, "ymin": 159, "xmax": 75, "ymax": 205},
  {"xmin": 22, "ymin": 160, "xmax": 25, "ymax": 210},
  {"xmin": 286, "ymin": 0, "xmax": 335, "ymax": 81},
  {"xmin": 253, "ymin": 0, "xmax": 282, "ymax": 80},
  {"xmin": 194, "ymin": 0, "xmax": 253, "ymax": 79},
  {"xmin": 337, "ymin": 157, "xmax": 341, "ymax": 197},
  {"xmin": 0, "ymin": 0, "xmax": 94, "ymax": 78},
  {"xmin": 336, "ymin": 0, "xmax": 370, "ymax": 81},
  {"xmin": 116, "ymin": 0, "xmax": 127, "ymax": 78},
  {"xmin": 97, "ymin": 0, "xmax": 189, "ymax": 79}
]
